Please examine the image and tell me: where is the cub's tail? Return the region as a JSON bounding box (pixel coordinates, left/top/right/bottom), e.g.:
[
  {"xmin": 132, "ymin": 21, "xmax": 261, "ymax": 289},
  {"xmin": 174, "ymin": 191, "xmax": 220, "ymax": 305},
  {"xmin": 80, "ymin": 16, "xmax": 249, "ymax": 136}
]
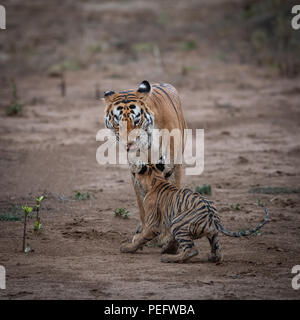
[{"xmin": 217, "ymin": 207, "xmax": 269, "ymax": 237}]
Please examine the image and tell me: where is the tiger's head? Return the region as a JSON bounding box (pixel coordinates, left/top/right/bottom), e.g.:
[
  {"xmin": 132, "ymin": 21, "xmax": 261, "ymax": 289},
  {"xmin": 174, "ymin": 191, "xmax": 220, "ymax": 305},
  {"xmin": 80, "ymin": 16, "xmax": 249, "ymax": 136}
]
[{"xmin": 104, "ymin": 80, "xmax": 154, "ymax": 152}]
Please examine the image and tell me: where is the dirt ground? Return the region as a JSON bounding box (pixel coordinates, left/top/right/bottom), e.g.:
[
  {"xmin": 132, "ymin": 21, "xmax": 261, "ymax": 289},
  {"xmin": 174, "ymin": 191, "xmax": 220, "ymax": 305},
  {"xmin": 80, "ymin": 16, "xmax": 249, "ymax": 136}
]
[{"xmin": 0, "ymin": 0, "xmax": 300, "ymax": 300}]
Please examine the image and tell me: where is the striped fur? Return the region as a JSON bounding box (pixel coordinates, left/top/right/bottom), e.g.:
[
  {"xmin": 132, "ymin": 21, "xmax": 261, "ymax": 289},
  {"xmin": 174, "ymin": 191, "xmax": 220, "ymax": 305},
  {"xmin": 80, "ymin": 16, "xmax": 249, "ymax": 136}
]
[{"xmin": 121, "ymin": 164, "xmax": 269, "ymax": 263}]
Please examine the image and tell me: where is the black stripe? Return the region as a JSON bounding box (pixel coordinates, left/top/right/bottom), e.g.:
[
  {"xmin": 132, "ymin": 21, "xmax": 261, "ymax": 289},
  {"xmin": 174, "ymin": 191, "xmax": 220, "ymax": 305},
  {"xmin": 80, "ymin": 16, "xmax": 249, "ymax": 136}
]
[
  {"xmin": 115, "ymin": 99, "xmax": 137, "ymax": 105},
  {"xmin": 153, "ymin": 85, "xmax": 179, "ymax": 119}
]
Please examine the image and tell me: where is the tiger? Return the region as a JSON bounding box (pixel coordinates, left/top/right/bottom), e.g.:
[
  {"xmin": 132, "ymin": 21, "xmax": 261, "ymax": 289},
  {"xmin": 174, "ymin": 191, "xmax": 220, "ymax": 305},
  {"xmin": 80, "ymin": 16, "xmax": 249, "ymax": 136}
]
[
  {"xmin": 104, "ymin": 80, "xmax": 187, "ymax": 245},
  {"xmin": 120, "ymin": 163, "xmax": 269, "ymax": 263}
]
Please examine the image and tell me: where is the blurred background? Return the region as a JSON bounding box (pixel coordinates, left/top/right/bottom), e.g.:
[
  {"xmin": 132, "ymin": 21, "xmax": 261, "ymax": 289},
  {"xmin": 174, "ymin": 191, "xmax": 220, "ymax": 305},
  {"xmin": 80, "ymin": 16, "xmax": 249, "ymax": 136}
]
[{"xmin": 1, "ymin": 0, "xmax": 299, "ymax": 93}]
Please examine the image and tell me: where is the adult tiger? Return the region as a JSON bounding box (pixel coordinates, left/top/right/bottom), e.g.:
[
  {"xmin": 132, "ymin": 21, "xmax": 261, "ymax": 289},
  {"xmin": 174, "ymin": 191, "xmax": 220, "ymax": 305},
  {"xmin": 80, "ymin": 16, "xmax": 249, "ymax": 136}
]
[{"xmin": 104, "ymin": 80, "xmax": 187, "ymax": 242}]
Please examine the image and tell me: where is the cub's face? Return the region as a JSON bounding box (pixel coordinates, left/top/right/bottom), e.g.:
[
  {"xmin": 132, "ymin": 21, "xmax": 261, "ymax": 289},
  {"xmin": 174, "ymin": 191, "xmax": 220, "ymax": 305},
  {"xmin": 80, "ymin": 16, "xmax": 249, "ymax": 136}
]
[
  {"xmin": 104, "ymin": 80, "xmax": 154, "ymax": 152},
  {"xmin": 131, "ymin": 163, "xmax": 165, "ymax": 194}
]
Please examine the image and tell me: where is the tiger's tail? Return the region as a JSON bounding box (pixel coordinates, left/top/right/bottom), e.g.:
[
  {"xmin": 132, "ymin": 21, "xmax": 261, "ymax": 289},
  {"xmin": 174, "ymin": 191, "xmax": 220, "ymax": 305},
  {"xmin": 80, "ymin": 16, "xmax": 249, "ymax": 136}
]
[{"xmin": 217, "ymin": 207, "xmax": 269, "ymax": 237}]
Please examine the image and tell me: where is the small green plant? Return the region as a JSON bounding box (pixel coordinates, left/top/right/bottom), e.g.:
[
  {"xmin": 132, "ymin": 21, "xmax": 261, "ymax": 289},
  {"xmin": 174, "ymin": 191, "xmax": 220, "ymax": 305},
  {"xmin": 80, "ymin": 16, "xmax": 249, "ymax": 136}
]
[
  {"xmin": 230, "ymin": 203, "xmax": 241, "ymax": 211},
  {"xmin": 131, "ymin": 42, "xmax": 154, "ymax": 53},
  {"xmin": 62, "ymin": 59, "xmax": 82, "ymax": 71},
  {"xmin": 22, "ymin": 206, "xmax": 33, "ymax": 253},
  {"xmin": 5, "ymin": 102, "xmax": 22, "ymax": 116},
  {"xmin": 49, "ymin": 59, "xmax": 82, "ymax": 73},
  {"xmin": 181, "ymin": 65, "xmax": 195, "ymax": 76},
  {"xmin": 179, "ymin": 40, "xmax": 197, "ymax": 51},
  {"xmin": 34, "ymin": 220, "xmax": 42, "ymax": 231},
  {"xmin": 5, "ymin": 81, "xmax": 22, "ymax": 116},
  {"xmin": 114, "ymin": 208, "xmax": 130, "ymax": 219},
  {"xmin": 34, "ymin": 195, "xmax": 44, "ymax": 232},
  {"xmin": 87, "ymin": 43, "xmax": 102, "ymax": 55},
  {"xmin": 257, "ymin": 198, "xmax": 264, "ymax": 207},
  {"xmin": 195, "ymin": 184, "xmax": 211, "ymax": 196},
  {"xmin": 74, "ymin": 191, "xmax": 92, "ymax": 200}
]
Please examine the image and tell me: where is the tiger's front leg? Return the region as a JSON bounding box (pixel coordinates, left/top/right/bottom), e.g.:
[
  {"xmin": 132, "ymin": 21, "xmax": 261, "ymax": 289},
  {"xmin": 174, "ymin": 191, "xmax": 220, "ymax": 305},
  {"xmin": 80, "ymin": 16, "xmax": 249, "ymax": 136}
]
[
  {"xmin": 120, "ymin": 226, "xmax": 158, "ymax": 253},
  {"xmin": 131, "ymin": 172, "xmax": 146, "ymax": 233}
]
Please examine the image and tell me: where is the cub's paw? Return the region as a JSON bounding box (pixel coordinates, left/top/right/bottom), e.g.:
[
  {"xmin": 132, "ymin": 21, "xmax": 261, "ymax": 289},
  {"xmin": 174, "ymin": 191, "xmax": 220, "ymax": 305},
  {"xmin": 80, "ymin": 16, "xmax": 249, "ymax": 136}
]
[
  {"xmin": 161, "ymin": 249, "xmax": 198, "ymax": 263},
  {"xmin": 120, "ymin": 243, "xmax": 137, "ymax": 253}
]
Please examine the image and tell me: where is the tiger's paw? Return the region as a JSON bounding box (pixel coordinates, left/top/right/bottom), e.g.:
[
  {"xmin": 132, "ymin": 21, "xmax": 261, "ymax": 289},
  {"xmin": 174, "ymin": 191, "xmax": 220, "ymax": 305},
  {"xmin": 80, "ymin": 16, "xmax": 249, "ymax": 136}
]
[
  {"xmin": 131, "ymin": 235, "xmax": 143, "ymax": 251},
  {"xmin": 161, "ymin": 248, "xmax": 198, "ymax": 263},
  {"xmin": 120, "ymin": 243, "xmax": 138, "ymax": 253}
]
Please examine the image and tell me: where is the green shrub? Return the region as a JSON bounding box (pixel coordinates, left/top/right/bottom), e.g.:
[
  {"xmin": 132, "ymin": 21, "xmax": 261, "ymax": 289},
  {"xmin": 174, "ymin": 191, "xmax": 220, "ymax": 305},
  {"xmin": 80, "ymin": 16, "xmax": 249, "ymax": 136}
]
[
  {"xmin": 179, "ymin": 40, "xmax": 197, "ymax": 51},
  {"xmin": 114, "ymin": 208, "xmax": 130, "ymax": 219},
  {"xmin": 230, "ymin": 203, "xmax": 241, "ymax": 211},
  {"xmin": 195, "ymin": 184, "xmax": 211, "ymax": 195},
  {"xmin": 74, "ymin": 191, "xmax": 92, "ymax": 200},
  {"xmin": 5, "ymin": 81, "xmax": 22, "ymax": 116}
]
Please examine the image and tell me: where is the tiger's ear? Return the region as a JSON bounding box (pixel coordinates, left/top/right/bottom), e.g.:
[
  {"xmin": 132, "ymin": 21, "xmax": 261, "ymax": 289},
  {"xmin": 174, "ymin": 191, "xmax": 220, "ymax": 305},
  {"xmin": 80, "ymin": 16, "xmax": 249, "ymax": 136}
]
[
  {"xmin": 103, "ymin": 90, "xmax": 117, "ymax": 104},
  {"xmin": 136, "ymin": 80, "xmax": 151, "ymax": 101},
  {"xmin": 139, "ymin": 164, "xmax": 147, "ymax": 175},
  {"xmin": 155, "ymin": 163, "xmax": 165, "ymax": 172}
]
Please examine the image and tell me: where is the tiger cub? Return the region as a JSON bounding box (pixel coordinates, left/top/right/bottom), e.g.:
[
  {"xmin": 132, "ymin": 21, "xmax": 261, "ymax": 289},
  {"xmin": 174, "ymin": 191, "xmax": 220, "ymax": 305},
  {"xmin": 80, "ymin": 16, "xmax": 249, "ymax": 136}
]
[{"xmin": 120, "ymin": 163, "xmax": 269, "ymax": 263}]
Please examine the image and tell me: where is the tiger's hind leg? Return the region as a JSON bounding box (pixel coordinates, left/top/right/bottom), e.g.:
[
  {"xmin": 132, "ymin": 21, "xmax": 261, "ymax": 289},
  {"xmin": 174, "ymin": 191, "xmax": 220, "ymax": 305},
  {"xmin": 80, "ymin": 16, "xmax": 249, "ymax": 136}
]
[
  {"xmin": 207, "ymin": 232, "xmax": 223, "ymax": 262},
  {"xmin": 154, "ymin": 164, "xmax": 183, "ymax": 248},
  {"xmin": 161, "ymin": 228, "xmax": 198, "ymax": 263}
]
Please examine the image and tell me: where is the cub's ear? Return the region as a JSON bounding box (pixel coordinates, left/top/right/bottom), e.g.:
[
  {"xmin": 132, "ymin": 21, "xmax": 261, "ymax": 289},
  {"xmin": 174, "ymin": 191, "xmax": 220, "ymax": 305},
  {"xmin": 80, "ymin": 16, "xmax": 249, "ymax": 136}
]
[
  {"xmin": 129, "ymin": 161, "xmax": 146, "ymax": 174},
  {"xmin": 103, "ymin": 90, "xmax": 116, "ymax": 104},
  {"xmin": 139, "ymin": 164, "xmax": 147, "ymax": 175},
  {"xmin": 155, "ymin": 163, "xmax": 165, "ymax": 172},
  {"xmin": 136, "ymin": 80, "xmax": 151, "ymax": 101}
]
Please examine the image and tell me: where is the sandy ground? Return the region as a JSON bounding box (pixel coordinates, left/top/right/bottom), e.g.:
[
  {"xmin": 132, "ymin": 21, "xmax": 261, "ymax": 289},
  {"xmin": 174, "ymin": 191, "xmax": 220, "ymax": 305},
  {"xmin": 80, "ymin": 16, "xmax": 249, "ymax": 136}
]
[{"xmin": 0, "ymin": 0, "xmax": 300, "ymax": 300}]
